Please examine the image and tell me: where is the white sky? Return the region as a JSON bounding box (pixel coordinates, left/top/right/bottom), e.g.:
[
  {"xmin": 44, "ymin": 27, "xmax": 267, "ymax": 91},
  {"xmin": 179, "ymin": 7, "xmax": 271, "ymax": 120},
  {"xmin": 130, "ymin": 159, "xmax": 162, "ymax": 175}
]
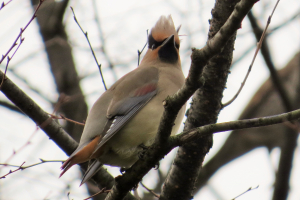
[{"xmin": 0, "ymin": 0, "xmax": 300, "ymax": 199}]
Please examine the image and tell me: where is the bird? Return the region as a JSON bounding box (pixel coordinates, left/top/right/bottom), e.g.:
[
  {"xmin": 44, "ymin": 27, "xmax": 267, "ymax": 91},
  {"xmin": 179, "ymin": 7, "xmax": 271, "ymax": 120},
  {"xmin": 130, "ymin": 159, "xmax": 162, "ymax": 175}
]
[{"xmin": 60, "ymin": 15, "xmax": 186, "ymax": 185}]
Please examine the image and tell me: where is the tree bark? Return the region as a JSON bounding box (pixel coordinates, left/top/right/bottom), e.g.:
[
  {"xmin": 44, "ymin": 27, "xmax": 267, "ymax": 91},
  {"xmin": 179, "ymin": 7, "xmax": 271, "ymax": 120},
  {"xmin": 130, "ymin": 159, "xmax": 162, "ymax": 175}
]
[{"xmin": 160, "ymin": 0, "xmax": 240, "ymax": 199}]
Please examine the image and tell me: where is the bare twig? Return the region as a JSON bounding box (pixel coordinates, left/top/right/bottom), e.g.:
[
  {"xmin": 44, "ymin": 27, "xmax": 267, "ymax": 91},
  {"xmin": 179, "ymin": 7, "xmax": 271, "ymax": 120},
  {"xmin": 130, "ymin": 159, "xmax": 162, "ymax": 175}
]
[
  {"xmin": 70, "ymin": 7, "xmax": 107, "ymax": 90},
  {"xmin": 0, "ymin": 129, "xmax": 37, "ymax": 169},
  {"xmin": 137, "ymin": 30, "xmax": 148, "ymax": 66},
  {"xmin": 92, "ymin": 0, "xmax": 118, "ymax": 81},
  {"xmin": 247, "ymin": 10, "xmax": 293, "ymax": 112},
  {"xmin": 0, "ymin": 162, "xmax": 25, "ymax": 179},
  {"xmin": 0, "ymin": 0, "xmax": 44, "ymax": 88},
  {"xmin": 140, "ymin": 182, "xmax": 160, "ymax": 198},
  {"xmin": 0, "ymin": 0, "xmax": 12, "ymax": 11},
  {"xmin": 232, "ymin": 10, "xmax": 299, "ymax": 67},
  {"xmin": 231, "ymin": 186, "xmax": 259, "ymax": 200},
  {"xmin": 222, "ymin": 0, "xmax": 281, "ymax": 107},
  {"xmin": 84, "ymin": 187, "xmax": 110, "ymax": 200},
  {"xmin": 0, "ymin": 71, "xmax": 127, "ymax": 198},
  {"xmin": 0, "ymin": 159, "xmax": 64, "ymax": 179},
  {"xmin": 0, "ymin": 35, "xmax": 24, "ymax": 89},
  {"xmin": 52, "ymin": 94, "xmax": 70, "ymax": 114},
  {"xmin": 49, "ymin": 113, "xmax": 85, "ymax": 126},
  {"xmin": 48, "ymin": 93, "xmax": 86, "ymax": 126},
  {"xmin": 245, "ymin": 5, "xmax": 296, "ymax": 200},
  {"xmin": 0, "ymin": 159, "xmax": 64, "ymax": 169}
]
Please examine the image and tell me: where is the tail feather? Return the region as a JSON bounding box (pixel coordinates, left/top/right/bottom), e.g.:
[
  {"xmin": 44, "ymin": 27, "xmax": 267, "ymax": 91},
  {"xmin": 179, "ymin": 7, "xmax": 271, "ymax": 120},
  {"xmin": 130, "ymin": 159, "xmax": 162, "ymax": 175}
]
[
  {"xmin": 80, "ymin": 160, "xmax": 103, "ymax": 186},
  {"xmin": 59, "ymin": 138, "xmax": 100, "ymax": 178},
  {"xmin": 59, "ymin": 157, "xmax": 75, "ymax": 178}
]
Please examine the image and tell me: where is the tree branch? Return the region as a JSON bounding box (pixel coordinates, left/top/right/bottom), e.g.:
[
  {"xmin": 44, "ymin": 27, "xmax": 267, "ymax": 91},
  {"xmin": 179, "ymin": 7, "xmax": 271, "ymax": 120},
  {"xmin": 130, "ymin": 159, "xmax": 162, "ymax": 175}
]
[
  {"xmin": 0, "ymin": 100, "xmax": 23, "ymax": 114},
  {"xmin": 247, "ymin": 6, "xmax": 298, "ymax": 200},
  {"xmin": 177, "ymin": 109, "xmax": 300, "ymax": 145},
  {"xmin": 0, "ymin": 70, "xmax": 136, "ymax": 200},
  {"xmin": 104, "ymin": 0, "xmax": 260, "ymax": 199}
]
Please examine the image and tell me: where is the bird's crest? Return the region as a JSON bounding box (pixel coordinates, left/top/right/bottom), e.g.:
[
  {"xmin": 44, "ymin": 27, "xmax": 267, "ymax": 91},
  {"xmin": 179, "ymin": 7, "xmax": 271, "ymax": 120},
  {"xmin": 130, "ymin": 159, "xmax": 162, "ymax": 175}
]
[{"xmin": 150, "ymin": 15, "xmax": 180, "ymax": 45}]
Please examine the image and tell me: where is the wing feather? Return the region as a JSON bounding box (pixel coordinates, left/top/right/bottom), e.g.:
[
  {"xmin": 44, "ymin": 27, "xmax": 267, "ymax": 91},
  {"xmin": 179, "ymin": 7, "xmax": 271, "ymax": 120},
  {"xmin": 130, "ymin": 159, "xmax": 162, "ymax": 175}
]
[{"xmin": 92, "ymin": 90, "xmax": 156, "ymax": 155}]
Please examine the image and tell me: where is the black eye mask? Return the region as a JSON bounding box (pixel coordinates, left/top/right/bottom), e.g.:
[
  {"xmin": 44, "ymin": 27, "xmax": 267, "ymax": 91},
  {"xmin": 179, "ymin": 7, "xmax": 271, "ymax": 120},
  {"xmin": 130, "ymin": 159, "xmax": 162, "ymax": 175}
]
[{"xmin": 148, "ymin": 34, "xmax": 179, "ymax": 50}]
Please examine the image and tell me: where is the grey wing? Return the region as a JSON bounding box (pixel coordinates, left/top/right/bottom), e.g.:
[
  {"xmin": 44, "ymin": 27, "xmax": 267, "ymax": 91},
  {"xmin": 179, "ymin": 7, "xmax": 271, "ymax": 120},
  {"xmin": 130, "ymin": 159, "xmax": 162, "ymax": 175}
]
[
  {"xmin": 92, "ymin": 90, "xmax": 157, "ymax": 154},
  {"xmin": 80, "ymin": 159, "xmax": 103, "ymax": 186}
]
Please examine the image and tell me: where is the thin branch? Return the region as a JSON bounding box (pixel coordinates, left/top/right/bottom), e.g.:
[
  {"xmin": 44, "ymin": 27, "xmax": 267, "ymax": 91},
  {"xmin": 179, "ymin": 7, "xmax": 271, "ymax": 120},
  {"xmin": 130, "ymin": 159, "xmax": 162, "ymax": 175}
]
[
  {"xmin": 243, "ymin": 3, "xmax": 297, "ymax": 199},
  {"xmin": 0, "ymin": 35, "xmax": 24, "ymax": 89},
  {"xmin": 247, "ymin": 10, "xmax": 293, "ymax": 112},
  {"xmin": 49, "ymin": 113, "xmax": 85, "ymax": 126},
  {"xmin": 137, "ymin": 30, "xmax": 148, "ymax": 66},
  {"xmin": 231, "ymin": 44, "xmax": 256, "ymax": 67},
  {"xmin": 0, "ymin": 159, "xmax": 64, "ymax": 169},
  {"xmin": 84, "ymin": 188, "xmax": 110, "ymax": 200},
  {"xmin": 0, "ymin": 129, "xmax": 37, "ymax": 169},
  {"xmin": 140, "ymin": 182, "xmax": 160, "ymax": 198},
  {"xmin": 177, "ymin": 108, "xmax": 300, "ymax": 145},
  {"xmin": 0, "ymin": 0, "xmax": 44, "ymax": 88},
  {"xmin": 0, "ymin": 162, "xmax": 25, "ymax": 179},
  {"xmin": 231, "ymin": 186, "xmax": 259, "ymax": 200},
  {"xmin": 70, "ymin": 7, "xmax": 107, "ymax": 90},
  {"xmin": 232, "ymin": 10, "xmax": 299, "ymax": 67},
  {"xmin": 92, "ymin": 0, "xmax": 118, "ymax": 81},
  {"xmin": 106, "ymin": 99, "xmax": 300, "ymax": 199},
  {"xmin": 222, "ymin": 0, "xmax": 281, "ymax": 107},
  {"xmin": 0, "ymin": 70, "xmax": 135, "ymax": 199},
  {"xmin": 0, "ymin": 0, "xmax": 12, "ymax": 11}
]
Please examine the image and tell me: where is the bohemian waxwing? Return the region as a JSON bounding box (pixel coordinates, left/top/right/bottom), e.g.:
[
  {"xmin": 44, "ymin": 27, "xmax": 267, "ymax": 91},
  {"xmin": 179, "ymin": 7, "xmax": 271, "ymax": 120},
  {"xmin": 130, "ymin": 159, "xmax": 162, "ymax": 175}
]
[{"xmin": 60, "ymin": 15, "xmax": 186, "ymax": 185}]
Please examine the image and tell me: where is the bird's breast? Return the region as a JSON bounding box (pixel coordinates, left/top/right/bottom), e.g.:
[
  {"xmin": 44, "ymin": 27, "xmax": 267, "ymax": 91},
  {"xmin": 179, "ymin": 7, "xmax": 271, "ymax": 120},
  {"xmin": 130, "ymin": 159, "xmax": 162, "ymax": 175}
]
[{"xmin": 99, "ymin": 67, "xmax": 186, "ymax": 168}]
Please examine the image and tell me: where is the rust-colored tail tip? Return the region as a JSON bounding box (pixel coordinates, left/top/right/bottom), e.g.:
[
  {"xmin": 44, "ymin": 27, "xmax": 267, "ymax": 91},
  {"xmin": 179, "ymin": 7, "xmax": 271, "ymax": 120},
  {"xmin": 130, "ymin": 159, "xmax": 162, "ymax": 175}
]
[{"xmin": 59, "ymin": 160, "xmax": 72, "ymax": 178}]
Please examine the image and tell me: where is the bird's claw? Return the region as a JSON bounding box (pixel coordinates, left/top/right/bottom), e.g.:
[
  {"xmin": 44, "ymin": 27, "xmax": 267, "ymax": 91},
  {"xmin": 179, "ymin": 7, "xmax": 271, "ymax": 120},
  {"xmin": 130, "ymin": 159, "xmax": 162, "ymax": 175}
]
[
  {"xmin": 154, "ymin": 162, "xmax": 160, "ymax": 170},
  {"xmin": 120, "ymin": 167, "xmax": 126, "ymax": 174},
  {"xmin": 138, "ymin": 144, "xmax": 148, "ymax": 160}
]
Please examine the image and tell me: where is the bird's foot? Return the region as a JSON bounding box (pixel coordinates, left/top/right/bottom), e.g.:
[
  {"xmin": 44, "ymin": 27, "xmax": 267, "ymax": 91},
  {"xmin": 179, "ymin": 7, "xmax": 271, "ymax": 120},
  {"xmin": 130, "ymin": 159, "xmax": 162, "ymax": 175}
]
[
  {"xmin": 138, "ymin": 143, "xmax": 148, "ymax": 150},
  {"xmin": 138, "ymin": 144, "xmax": 148, "ymax": 160},
  {"xmin": 120, "ymin": 167, "xmax": 126, "ymax": 174},
  {"xmin": 154, "ymin": 162, "xmax": 160, "ymax": 170}
]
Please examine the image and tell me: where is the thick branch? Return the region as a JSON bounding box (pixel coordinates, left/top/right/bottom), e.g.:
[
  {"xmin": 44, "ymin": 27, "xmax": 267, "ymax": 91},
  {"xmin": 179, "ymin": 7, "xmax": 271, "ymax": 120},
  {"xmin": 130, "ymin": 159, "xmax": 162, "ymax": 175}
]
[
  {"xmin": 177, "ymin": 110, "xmax": 300, "ymax": 144},
  {"xmin": 159, "ymin": 0, "xmax": 254, "ymax": 198},
  {"xmin": 2, "ymin": 64, "xmax": 300, "ymax": 199},
  {"xmin": 0, "ymin": 70, "xmax": 135, "ymax": 200}
]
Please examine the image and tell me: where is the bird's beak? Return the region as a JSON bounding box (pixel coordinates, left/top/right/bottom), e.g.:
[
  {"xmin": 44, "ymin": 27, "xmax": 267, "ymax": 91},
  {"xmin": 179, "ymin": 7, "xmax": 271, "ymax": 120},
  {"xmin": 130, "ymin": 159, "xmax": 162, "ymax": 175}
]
[{"xmin": 161, "ymin": 34, "xmax": 175, "ymax": 47}]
